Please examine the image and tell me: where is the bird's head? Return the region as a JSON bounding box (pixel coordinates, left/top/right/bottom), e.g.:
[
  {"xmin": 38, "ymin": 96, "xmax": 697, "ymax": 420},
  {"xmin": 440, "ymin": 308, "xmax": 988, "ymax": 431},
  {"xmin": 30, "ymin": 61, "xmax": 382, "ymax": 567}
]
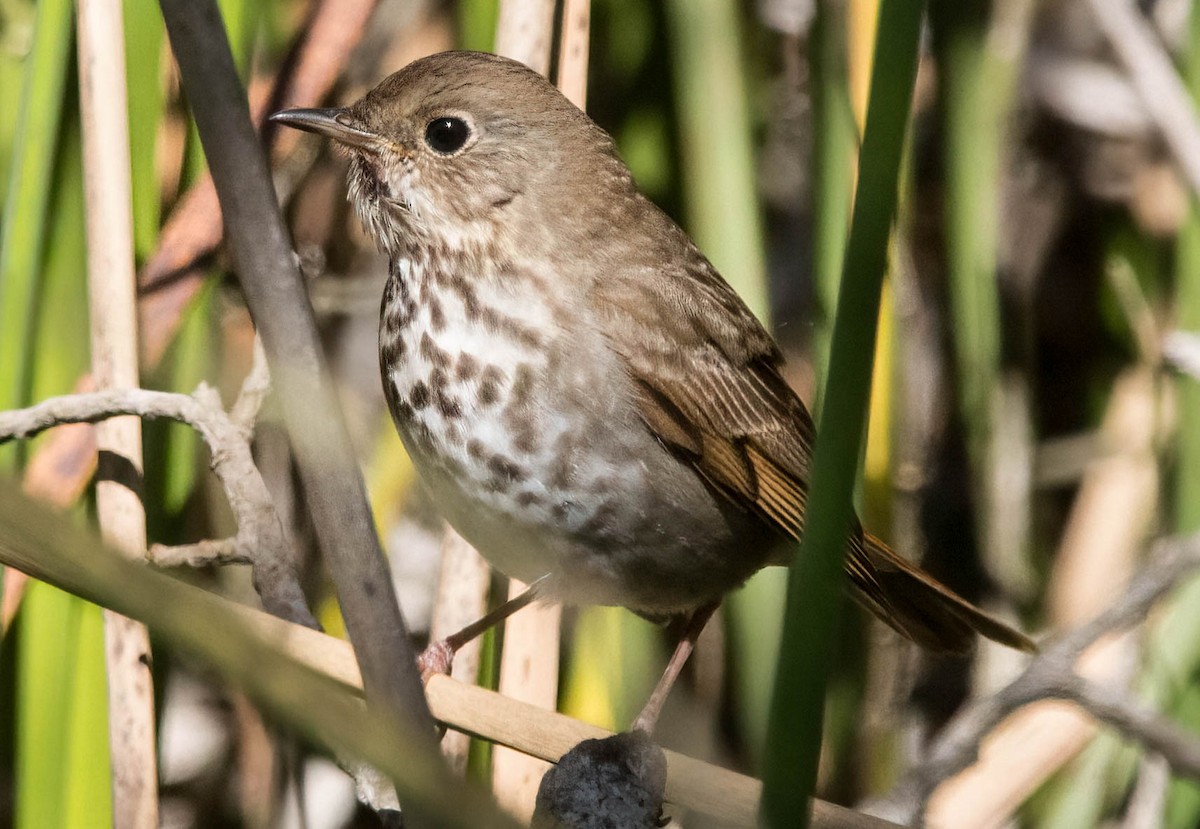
[{"xmin": 271, "ymin": 51, "xmax": 624, "ymax": 260}]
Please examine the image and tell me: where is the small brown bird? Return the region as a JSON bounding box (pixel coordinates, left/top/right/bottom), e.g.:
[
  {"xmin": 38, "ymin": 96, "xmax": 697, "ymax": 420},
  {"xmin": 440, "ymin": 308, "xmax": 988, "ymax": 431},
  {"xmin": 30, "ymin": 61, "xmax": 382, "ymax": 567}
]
[{"xmin": 272, "ymin": 51, "xmax": 1032, "ymax": 731}]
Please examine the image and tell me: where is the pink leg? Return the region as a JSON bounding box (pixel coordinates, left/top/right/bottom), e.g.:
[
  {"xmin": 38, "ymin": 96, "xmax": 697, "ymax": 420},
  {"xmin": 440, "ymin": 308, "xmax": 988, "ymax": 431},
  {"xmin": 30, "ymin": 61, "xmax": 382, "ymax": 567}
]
[
  {"xmin": 631, "ymin": 602, "xmax": 720, "ymax": 734},
  {"xmin": 417, "ymin": 583, "xmax": 539, "ymax": 683}
]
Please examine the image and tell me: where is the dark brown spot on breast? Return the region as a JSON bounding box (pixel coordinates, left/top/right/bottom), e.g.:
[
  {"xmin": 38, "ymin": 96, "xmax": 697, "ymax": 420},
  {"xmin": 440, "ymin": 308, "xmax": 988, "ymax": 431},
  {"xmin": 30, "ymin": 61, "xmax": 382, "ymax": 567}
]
[
  {"xmin": 442, "ymin": 273, "xmax": 481, "ymax": 319},
  {"xmin": 420, "ymin": 333, "xmax": 451, "ymax": 368},
  {"xmin": 456, "ymin": 353, "xmax": 479, "ymax": 381},
  {"xmin": 515, "ymin": 491, "xmax": 541, "ymax": 507},
  {"xmin": 479, "ymin": 306, "xmax": 544, "ymax": 349},
  {"xmin": 487, "ymin": 454, "xmax": 527, "ymax": 483},
  {"xmin": 579, "ymin": 502, "xmax": 619, "ymax": 536},
  {"xmin": 409, "ymin": 381, "xmax": 430, "ymax": 410},
  {"xmin": 510, "ymin": 364, "xmax": 535, "ymax": 408},
  {"xmin": 436, "ymin": 387, "xmax": 463, "ymax": 418},
  {"xmin": 512, "ymin": 423, "xmax": 538, "ymax": 454},
  {"xmin": 478, "ymin": 366, "xmax": 504, "ymax": 406},
  {"xmin": 467, "ymin": 439, "xmax": 486, "ymax": 460},
  {"xmin": 429, "ymin": 297, "xmax": 446, "ymax": 331}
]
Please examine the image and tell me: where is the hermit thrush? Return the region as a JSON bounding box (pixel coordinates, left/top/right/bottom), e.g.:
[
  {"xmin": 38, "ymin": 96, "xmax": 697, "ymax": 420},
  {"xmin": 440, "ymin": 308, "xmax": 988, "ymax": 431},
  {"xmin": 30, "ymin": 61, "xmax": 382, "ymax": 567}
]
[{"xmin": 272, "ymin": 51, "xmax": 1032, "ymax": 731}]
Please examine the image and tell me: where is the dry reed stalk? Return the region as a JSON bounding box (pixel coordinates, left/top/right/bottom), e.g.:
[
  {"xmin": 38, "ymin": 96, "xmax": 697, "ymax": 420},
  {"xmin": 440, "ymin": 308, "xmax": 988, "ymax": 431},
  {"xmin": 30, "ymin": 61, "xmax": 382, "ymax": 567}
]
[
  {"xmin": 75, "ymin": 0, "xmax": 158, "ymax": 824},
  {"xmin": 236, "ymin": 603, "xmax": 898, "ymax": 828}
]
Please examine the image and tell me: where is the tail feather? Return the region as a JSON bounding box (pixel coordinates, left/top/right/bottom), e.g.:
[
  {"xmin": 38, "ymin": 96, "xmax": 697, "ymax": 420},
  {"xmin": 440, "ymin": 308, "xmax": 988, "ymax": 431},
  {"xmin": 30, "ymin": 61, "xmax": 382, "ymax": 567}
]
[{"xmin": 847, "ymin": 532, "xmax": 1036, "ymax": 655}]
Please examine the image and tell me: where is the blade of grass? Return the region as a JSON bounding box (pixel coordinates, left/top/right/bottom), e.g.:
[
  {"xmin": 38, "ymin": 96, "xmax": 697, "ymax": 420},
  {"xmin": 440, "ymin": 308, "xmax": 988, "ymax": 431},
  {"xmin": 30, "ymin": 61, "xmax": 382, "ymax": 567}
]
[
  {"xmin": 0, "ymin": 0, "xmax": 73, "ymax": 471},
  {"xmin": 1149, "ymin": 5, "xmax": 1200, "ymax": 826},
  {"xmin": 809, "ymin": 0, "xmax": 858, "ymax": 377},
  {"xmin": 61, "ymin": 601, "xmax": 113, "ymax": 829},
  {"xmin": 458, "ymin": 0, "xmax": 498, "ymax": 52},
  {"xmin": 11, "ymin": 68, "xmax": 114, "ymax": 829},
  {"xmin": 15, "ymin": 64, "xmax": 112, "ymax": 829},
  {"xmin": 663, "ymin": 0, "xmax": 767, "ymax": 314},
  {"xmin": 0, "ymin": 0, "xmax": 37, "ymax": 189},
  {"xmin": 122, "ymin": 0, "xmax": 165, "ymax": 261},
  {"xmin": 761, "ymin": 1, "xmax": 924, "ymax": 823},
  {"xmin": 931, "ymin": 0, "xmax": 1033, "ymax": 590},
  {"xmin": 14, "ymin": 583, "xmax": 82, "ymax": 829}
]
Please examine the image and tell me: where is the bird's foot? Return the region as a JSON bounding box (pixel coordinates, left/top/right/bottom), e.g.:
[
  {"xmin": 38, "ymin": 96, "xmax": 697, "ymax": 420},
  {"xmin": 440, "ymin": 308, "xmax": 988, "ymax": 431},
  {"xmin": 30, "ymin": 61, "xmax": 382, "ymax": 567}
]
[{"xmin": 417, "ymin": 639, "xmax": 455, "ymax": 684}]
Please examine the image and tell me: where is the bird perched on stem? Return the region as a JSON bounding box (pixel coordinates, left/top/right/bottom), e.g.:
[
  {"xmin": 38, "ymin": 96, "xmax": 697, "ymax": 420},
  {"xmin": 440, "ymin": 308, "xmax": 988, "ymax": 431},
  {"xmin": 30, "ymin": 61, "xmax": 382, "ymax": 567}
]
[{"xmin": 272, "ymin": 50, "xmax": 1033, "ymax": 733}]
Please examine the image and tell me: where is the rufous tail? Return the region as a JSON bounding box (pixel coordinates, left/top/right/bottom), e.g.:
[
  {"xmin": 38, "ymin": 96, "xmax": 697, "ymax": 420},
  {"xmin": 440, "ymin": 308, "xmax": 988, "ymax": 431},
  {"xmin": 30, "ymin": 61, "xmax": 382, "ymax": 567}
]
[{"xmin": 846, "ymin": 532, "xmax": 1036, "ymax": 655}]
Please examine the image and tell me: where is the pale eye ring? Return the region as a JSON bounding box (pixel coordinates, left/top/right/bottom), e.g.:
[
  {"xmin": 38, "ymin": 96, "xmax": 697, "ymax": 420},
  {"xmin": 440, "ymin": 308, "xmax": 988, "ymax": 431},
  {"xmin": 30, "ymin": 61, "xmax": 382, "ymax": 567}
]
[{"xmin": 425, "ymin": 117, "xmax": 471, "ymax": 154}]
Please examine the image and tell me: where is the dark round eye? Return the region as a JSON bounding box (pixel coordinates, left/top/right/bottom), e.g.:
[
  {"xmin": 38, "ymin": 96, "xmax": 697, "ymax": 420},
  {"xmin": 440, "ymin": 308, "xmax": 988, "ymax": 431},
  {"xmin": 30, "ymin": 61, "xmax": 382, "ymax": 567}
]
[{"xmin": 425, "ymin": 117, "xmax": 470, "ymax": 154}]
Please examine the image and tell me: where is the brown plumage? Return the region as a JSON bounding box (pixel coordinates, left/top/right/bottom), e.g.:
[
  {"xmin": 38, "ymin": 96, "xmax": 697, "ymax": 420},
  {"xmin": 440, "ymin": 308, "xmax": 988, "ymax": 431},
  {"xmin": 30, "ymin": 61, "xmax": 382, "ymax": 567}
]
[{"xmin": 271, "ymin": 50, "xmax": 1034, "ymax": 710}]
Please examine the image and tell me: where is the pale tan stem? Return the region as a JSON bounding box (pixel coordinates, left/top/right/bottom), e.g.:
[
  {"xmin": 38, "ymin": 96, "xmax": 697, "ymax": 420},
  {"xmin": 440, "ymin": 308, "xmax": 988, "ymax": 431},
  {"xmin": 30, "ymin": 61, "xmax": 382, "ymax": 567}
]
[
  {"xmin": 492, "ymin": 579, "xmax": 562, "ymax": 822},
  {"xmin": 556, "ymin": 0, "xmax": 591, "ymax": 110},
  {"xmin": 494, "ymin": 0, "xmax": 557, "ymax": 75},
  {"xmin": 236, "ymin": 605, "xmax": 897, "ymax": 828},
  {"xmin": 75, "ymin": 0, "xmax": 158, "ymax": 823}
]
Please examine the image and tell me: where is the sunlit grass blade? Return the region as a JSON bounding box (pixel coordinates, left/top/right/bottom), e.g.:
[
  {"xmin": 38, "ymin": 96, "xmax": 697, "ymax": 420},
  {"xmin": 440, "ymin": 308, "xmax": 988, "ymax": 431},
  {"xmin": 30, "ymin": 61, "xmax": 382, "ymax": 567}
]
[
  {"xmin": 662, "ymin": 0, "xmax": 766, "ymax": 315},
  {"xmin": 0, "ymin": 0, "xmax": 73, "ymax": 471},
  {"xmin": 122, "ymin": 0, "xmax": 165, "ymax": 260},
  {"xmin": 562, "ymin": 607, "xmax": 658, "ymax": 731},
  {"xmin": 761, "ymin": 0, "xmax": 924, "ymax": 823},
  {"xmin": 458, "ymin": 0, "xmax": 499, "ymax": 52},
  {"xmin": 28, "ymin": 115, "xmax": 89, "ymax": 407},
  {"xmin": 809, "ymin": 0, "xmax": 857, "ymax": 378},
  {"xmin": 14, "ymin": 583, "xmax": 111, "ymax": 829},
  {"xmin": 1143, "ymin": 6, "xmax": 1200, "ymax": 825},
  {"xmin": 0, "ymin": 0, "xmax": 38, "ymax": 190}
]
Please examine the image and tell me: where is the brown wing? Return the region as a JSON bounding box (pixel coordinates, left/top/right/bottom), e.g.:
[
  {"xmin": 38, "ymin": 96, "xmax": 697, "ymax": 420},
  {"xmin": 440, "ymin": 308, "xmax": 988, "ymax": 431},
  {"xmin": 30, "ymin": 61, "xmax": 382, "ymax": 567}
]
[
  {"xmin": 592, "ymin": 238, "xmax": 815, "ymax": 539},
  {"xmin": 591, "ymin": 215, "xmax": 1035, "ymax": 655}
]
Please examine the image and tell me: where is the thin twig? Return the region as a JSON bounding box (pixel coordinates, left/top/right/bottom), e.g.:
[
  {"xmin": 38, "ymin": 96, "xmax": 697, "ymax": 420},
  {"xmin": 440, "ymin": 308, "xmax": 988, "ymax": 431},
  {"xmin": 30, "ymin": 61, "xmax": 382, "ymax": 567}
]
[
  {"xmin": 876, "ymin": 535, "xmax": 1200, "ymax": 824},
  {"xmin": 0, "ymin": 387, "xmax": 316, "ymax": 628},
  {"xmin": 229, "ymin": 334, "xmax": 271, "ymax": 439}
]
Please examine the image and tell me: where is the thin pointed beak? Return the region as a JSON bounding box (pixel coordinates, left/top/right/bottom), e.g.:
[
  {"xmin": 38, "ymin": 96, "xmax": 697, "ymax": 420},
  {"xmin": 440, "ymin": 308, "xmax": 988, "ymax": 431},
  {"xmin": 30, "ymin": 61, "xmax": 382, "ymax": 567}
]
[{"xmin": 269, "ymin": 107, "xmax": 383, "ymax": 150}]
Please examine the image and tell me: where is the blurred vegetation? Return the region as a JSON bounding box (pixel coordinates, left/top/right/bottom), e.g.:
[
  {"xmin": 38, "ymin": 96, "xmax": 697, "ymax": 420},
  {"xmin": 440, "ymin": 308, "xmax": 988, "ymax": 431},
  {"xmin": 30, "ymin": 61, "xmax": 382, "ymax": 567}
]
[{"xmin": 1, "ymin": 0, "xmax": 1200, "ymax": 826}]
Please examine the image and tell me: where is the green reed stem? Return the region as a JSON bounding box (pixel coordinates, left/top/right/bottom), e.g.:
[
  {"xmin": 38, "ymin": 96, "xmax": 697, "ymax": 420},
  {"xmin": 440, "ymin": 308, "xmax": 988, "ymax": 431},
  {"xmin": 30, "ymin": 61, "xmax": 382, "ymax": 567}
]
[{"xmin": 761, "ymin": 1, "xmax": 924, "ymax": 823}]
